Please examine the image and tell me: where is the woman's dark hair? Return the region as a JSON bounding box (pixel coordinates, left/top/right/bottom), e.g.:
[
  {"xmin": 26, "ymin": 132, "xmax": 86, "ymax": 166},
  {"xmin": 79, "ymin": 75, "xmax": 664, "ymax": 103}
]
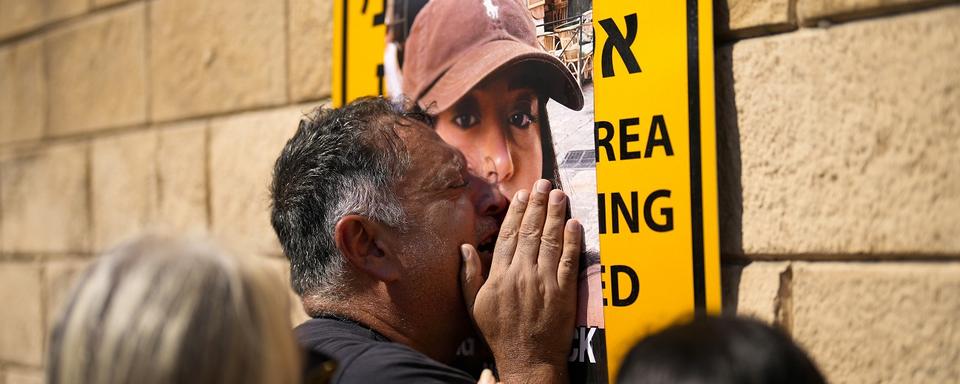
[
  {"xmin": 538, "ymin": 97, "xmax": 561, "ymax": 186},
  {"xmin": 617, "ymin": 316, "xmax": 826, "ymax": 384}
]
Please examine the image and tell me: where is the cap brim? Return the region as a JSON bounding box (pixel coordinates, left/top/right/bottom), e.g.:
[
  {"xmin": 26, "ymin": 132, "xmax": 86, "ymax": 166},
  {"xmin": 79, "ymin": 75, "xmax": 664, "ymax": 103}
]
[{"xmin": 418, "ymin": 39, "xmax": 585, "ymax": 113}]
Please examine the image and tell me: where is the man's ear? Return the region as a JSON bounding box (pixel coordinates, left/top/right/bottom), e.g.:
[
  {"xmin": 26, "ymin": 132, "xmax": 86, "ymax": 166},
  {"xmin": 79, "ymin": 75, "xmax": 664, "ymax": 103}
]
[{"xmin": 334, "ymin": 215, "xmax": 401, "ymax": 282}]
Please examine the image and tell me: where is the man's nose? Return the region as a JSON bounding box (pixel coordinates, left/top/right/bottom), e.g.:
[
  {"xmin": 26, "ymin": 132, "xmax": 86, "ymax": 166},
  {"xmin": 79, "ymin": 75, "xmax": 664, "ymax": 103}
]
[
  {"xmin": 468, "ymin": 173, "xmax": 508, "ymax": 217},
  {"xmin": 478, "ymin": 124, "xmax": 515, "ymax": 184}
]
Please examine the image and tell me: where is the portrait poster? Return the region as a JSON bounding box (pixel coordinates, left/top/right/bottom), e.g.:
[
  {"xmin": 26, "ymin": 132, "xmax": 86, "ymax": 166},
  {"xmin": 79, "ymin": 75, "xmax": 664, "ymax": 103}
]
[
  {"xmin": 332, "ymin": 0, "xmax": 608, "ymax": 383},
  {"xmin": 333, "ymin": 0, "xmax": 721, "ymax": 383}
]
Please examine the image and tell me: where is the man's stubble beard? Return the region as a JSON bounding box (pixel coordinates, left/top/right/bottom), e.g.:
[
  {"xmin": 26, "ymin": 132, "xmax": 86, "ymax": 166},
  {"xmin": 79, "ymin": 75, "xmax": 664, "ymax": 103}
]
[{"xmin": 399, "ymin": 228, "xmax": 474, "ymax": 353}]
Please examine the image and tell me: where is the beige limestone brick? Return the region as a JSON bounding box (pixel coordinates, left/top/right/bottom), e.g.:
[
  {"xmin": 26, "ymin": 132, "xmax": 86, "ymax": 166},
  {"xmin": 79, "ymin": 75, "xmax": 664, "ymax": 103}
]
[
  {"xmin": 289, "ymin": 0, "xmax": 333, "ymax": 101},
  {"xmin": 0, "ymin": 0, "xmax": 89, "ymax": 39},
  {"xmin": 798, "ymin": 0, "xmax": 954, "ymax": 24},
  {"xmin": 44, "ymin": 258, "xmax": 91, "ymax": 331},
  {"xmin": 0, "ymin": 263, "xmax": 43, "ymax": 365},
  {"xmin": 46, "ymin": 0, "xmax": 90, "ymax": 23},
  {"xmin": 150, "ymin": 0, "xmax": 286, "ymax": 121},
  {"xmin": 157, "ymin": 121, "xmax": 209, "ymax": 234},
  {"xmin": 790, "ymin": 262, "xmax": 960, "ymax": 383},
  {"xmin": 0, "ymin": 38, "xmax": 45, "ymax": 145},
  {"xmin": 3, "ymin": 367, "xmax": 43, "ymax": 384},
  {"xmin": 728, "ymin": 8, "xmax": 960, "ymax": 256},
  {"xmin": 92, "ymin": 0, "xmax": 132, "ymax": 9},
  {"xmin": 209, "ymin": 105, "xmax": 305, "ymax": 256},
  {"xmin": 0, "ymin": 0, "xmax": 45, "ymax": 39},
  {"xmin": 91, "ymin": 129, "xmax": 159, "ymax": 252},
  {"xmin": 719, "ymin": 0, "xmax": 796, "ymax": 38},
  {"xmin": 724, "ymin": 261, "xmax": 789, "ymax": 323},
  {"xmin": 46, "ymin": 3, "xmax": 147, "ymax": 136},
  {"xmin": 0, "ymin": 143, "xmax": 89, "ymax": 253}
]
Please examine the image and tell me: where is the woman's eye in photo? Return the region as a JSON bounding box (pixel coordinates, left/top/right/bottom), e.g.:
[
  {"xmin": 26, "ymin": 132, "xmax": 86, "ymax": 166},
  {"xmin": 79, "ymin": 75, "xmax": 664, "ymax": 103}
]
[
  {"xmin": 509, "ymin": 112, "xmax": 535, "ymax": 129},
  {"xmin": 453, "ymin": 114, "xmax": 479, "ymax": 129}
]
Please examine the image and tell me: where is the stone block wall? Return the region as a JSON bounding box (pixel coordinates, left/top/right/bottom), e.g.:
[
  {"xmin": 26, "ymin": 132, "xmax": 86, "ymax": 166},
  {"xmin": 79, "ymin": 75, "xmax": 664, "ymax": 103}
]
[
  {"xmin": 716, "ymin": 1, "xmax": 960, "ymax": 382},
  {"xmin": 0, "ymin": 0, "xmax": 956, "ymax": 382}
]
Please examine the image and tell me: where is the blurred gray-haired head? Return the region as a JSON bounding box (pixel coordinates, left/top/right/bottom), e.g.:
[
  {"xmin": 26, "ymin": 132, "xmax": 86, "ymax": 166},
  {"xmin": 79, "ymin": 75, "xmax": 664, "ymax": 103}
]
[{"xmin": 47, "ymin": 233, "xmax": 300, "ymax": 384}]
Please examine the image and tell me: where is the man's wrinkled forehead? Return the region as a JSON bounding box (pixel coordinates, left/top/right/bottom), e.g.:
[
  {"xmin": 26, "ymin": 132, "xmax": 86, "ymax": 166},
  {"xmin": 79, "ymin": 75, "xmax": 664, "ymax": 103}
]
[
  {"xmin": 396, "ymin": 117, "xmax": 454, "ymax": 155},
  {"xmin": 395, "ymin": 118, "xmax": 467, "ymax": 187},
  {"xmin": 394, "ymin": 116, "xmax": 435, "ymax": 142}
]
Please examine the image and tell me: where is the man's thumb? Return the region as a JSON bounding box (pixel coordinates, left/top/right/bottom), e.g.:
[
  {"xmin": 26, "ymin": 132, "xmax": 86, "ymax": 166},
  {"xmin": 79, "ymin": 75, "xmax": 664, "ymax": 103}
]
[
  {"xmin": 478, "ymin": 368, "xmax": 497, "ymax": 384},
  {"xmin": 460, "ymin": 244, "xmax": 484, "ymax": 313}
]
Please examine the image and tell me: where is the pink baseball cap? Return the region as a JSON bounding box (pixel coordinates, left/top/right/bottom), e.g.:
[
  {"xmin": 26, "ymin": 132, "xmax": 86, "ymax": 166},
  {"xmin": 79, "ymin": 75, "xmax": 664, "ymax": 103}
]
[{"xmin": 402, "ymin": 0, "xmax": 584, "ymax": 113}]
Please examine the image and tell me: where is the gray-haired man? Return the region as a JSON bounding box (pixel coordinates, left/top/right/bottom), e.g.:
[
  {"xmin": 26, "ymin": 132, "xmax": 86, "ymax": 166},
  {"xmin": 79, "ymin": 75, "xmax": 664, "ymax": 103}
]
[{"xmin": 271, "ymin": 97, "xmax": 581, "ymax": 383}]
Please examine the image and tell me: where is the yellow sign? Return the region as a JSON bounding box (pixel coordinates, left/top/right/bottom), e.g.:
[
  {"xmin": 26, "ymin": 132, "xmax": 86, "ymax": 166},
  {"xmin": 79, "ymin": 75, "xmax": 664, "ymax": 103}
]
[
  {"xmin": 594, "ymin": 0, "xmax": 721, "ymax": 379},
  {"xmin": 332, "ymin": 0, "xmax": 388, "ymax": 107}
]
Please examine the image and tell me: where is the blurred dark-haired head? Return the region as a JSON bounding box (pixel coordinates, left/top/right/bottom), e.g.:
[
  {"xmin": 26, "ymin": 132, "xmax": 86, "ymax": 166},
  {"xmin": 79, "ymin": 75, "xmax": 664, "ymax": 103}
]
[{"xmin": 617, "ymin": 316, "xmax": 826, "ymax": 384}]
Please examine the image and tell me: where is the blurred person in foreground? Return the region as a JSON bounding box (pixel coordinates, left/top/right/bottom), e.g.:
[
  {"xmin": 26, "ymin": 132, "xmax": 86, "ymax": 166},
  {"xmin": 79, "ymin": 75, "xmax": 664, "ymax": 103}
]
[
  {"xmin": 47, "ymin": 234, "xmax": 304, "ymax": 384},
  {"xmin": 270, "ymin": 96, "xmax": 582, "ymax": 383},
  {"xmin": 617, "ymin": 316, "xmax": 826, "ymax": 384}
]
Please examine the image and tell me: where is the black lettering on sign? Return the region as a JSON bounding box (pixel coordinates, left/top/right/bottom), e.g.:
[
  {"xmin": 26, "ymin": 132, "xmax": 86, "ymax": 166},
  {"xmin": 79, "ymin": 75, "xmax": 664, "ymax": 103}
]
[
  {"xmin": 376, "ymin": 64, "xmax": 385, "ymax": 96},
  {"xmin": 619, "ymin": 117, "xmax": 642, "ymax": 160},
  {"xmin": 594, "ymin": 115, "xmax": 674, "ymax": 162},
  {"xmin": 600, "ymin": 264, "xmax": 607, "ymax": 306},
  {"xmin": 568, "ymin": 327, "xmax": 598, "ymax": 363},
  {"xmin": 645, "ymin": 115, "xmax": 674, "ymax": 157},
  {"xmin": 362, "ymin": 0, "xmax": 386, "ymax": 26},
  {"xmin": 611, "ymin": 192, "xmax": 638, "ymax": 234},
  {"xmin": 598, "ymin": 190, "xmax": 674, "ymax": 234},
  {"xmin": 339, "ymin": 0, "xmax": 348, "ymax": 106},
  {"xmin": 595, "ymin": 121, "xmax": 614, "ymax": 161},
  {"xmin": 610, "ymin": 265, "xmax": 639, "ymax": 307},
  {"xmin": 598, "ymin": 13, "xmax": 642, "ymax": 78},
  {"xmin": 597, "ymin": 194, "xmax": 607, "ymax": 235},
  {"xmin": 644, "ymin": 189, "xmax": 673, "ymax": 232}
]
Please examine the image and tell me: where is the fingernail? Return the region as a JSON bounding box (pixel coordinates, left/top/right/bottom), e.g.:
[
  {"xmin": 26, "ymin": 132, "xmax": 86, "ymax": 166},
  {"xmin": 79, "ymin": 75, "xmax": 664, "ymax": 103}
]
[
  {"xmin": 567, "ymin": 219, "xmax": 581, "ymax": 231},
  {"xmin": 549, "ymin": 190, "xmax": 565, "ymax": 204},
  {"xmin": 515, "ymin": 189, "xmax": 529, "ymax": 203},
  {"xmin": 480, "ymin": 369, "xmax": 494, "ymax": 382},
  {"xmin": 536, "ymin": 179, "xmax": 551, "ymax": 194},
  {"xmin": 460, "ymin": 244, "xmax": 470, "ymax": 260}
]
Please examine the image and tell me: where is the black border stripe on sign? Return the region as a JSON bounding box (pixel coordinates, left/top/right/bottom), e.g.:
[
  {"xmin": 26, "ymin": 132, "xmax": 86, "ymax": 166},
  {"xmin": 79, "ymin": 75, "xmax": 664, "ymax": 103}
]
[
  {"xmin": 340, "ymin": 0, "xmax": 348, "ymax": 106},
  {"xmin": 686, "ymin": 0, "xmax": 706, "ymax": 315}
]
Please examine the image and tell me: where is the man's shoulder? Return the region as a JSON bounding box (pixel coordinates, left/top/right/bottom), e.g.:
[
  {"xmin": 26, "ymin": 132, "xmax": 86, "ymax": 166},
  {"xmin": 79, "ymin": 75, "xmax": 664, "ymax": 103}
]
[
  {"xmin": 295, "ymin": 317, "xmax": 382, "ymax": 352},
  {"xmin": 295, "ymin": 318, "xmax": 476, "ymax": 384},
  {"xmin": 338, "ymin": 342, "xmax": 478, "ymax": 383}
]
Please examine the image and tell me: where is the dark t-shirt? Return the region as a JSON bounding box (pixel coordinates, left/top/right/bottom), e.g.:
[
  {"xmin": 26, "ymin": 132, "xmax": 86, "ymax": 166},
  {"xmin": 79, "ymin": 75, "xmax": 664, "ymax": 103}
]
[{"xmin": 295, "ymin": 317, "xmax": 476, "ymax": 384}]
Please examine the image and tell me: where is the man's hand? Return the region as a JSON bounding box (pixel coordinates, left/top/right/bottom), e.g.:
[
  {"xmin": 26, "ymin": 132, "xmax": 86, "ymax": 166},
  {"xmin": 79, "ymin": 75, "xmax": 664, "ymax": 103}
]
[{"xmin": 461, "ymin": 179, "xmax": 582, "ymax": 384}]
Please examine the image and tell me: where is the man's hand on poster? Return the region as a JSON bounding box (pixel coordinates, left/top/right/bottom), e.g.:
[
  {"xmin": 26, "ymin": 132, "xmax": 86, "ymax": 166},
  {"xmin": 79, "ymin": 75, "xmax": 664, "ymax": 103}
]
[
  {"xmin": 477, "ymin": 368, "xmax": 497, "ymax": 384},
  {"xmin": 461, "ymin": 179, "xmax": 582, "ymax": 384}
]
